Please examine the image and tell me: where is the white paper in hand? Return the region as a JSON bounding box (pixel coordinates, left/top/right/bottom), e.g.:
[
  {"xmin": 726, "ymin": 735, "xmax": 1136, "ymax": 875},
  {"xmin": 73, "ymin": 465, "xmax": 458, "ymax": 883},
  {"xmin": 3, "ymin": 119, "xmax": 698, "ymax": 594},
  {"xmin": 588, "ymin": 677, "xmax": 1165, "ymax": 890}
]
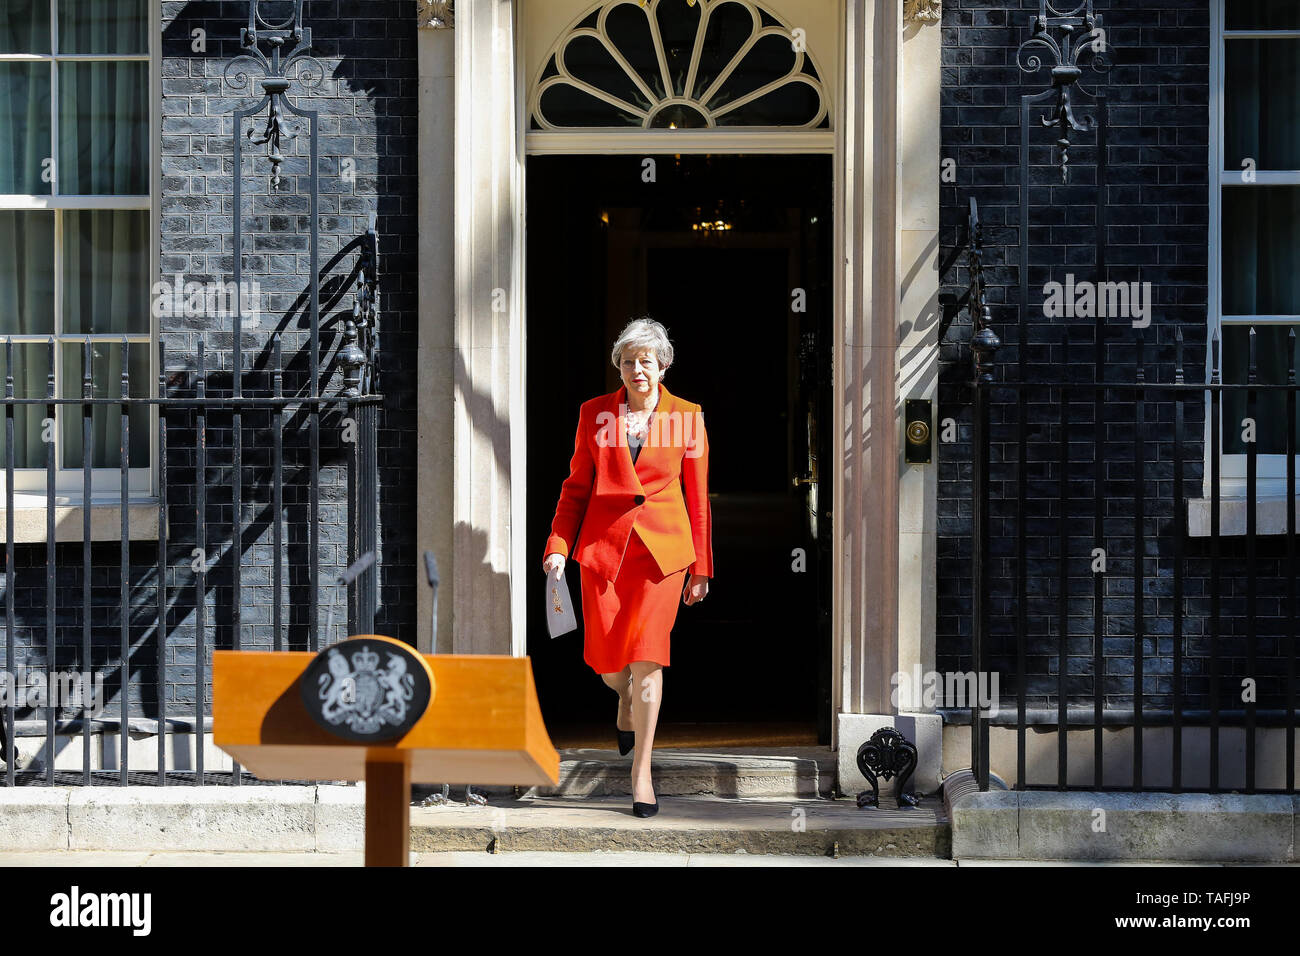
[{"xmin": 545, "ymin": 566, "xmax": 577, "ymax": 637}]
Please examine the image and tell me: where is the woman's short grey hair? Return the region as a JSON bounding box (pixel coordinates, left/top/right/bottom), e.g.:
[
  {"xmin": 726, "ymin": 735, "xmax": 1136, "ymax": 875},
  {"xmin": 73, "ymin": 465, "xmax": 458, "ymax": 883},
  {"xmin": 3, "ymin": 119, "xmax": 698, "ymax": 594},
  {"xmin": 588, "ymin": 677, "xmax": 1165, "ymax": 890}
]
[{"xmin": 610, "ymin": 316, "xmax": 674, "ymax": 372}]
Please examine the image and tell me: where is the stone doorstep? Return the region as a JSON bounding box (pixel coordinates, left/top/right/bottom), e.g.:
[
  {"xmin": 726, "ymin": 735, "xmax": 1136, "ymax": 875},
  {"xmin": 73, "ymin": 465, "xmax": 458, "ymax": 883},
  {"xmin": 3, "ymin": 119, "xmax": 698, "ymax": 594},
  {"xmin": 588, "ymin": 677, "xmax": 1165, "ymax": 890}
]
[
  {"xmin": 950, "ymin": 790, "xmax": 1300, "ymax": 863},
  {"xmin": 412, "ymin": 747, "xmax": 839, "ymax": 801},
  {"xmin": 529, "ymin": 746, "xmax": 836, "ymax": 799},
  {"xmin": 409, "ymin": 794, "xmax": 951, "ymax": 857}
]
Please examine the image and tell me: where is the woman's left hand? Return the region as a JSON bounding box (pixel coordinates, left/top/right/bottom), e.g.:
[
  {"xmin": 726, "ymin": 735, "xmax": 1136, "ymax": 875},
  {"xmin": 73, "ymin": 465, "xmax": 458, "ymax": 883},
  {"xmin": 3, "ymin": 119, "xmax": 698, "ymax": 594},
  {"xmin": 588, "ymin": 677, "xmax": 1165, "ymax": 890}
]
[{"xmin": 683, "ymin": 573, "xmax": 709, "ymax": 606}]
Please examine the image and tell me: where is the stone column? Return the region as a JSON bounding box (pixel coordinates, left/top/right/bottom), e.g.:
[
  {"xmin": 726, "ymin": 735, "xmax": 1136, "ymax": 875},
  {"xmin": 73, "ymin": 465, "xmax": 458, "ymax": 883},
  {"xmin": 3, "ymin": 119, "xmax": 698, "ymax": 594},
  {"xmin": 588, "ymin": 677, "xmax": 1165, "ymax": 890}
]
[
  {"xmin": 416, "ymin": 3, "xmax": 456, "ymax": 653},
  {"xmin": 895, "ymin": 0, "xmax": 944, "ymax": 791},
  {"xmin": 416, "ymin": 0, "xmax": 524, "ymax": 656},
  {"xmin": 834, "ymin": 0, "xmax": 944, "ymax": 797}
]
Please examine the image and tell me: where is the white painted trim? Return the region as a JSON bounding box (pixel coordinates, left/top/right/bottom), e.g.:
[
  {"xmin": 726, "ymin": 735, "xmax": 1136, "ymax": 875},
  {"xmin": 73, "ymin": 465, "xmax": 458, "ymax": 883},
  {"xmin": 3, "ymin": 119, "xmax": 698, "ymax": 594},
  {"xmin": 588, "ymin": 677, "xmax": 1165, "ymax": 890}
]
[
  {"xmin": 1205, "ymin": 0, "xmax": 1221, "ymax": 500},
  {"xmin": 512, "ymin": 0, "xmax": 528, "ymax": 658},
  {"xmin": 0, "ymin": 196, "xmax": 149, "ymax": 208},
  {"xmin": 0, "ymin": 336, "xmax": 152, "ymax": 341},
  {"xmin": 526, "ymin": 0, "xmax": 831, "ymax": 134},
  {"xmin": 50, "ymin": 0, "xmax": 59, "ymax": 194},
  {"xmin": 0, "ymin": 54, "xmax": 150, "ymax": 60},
  {"xmin": 526, "ymin": 129, "xmax": 835, "ymax": 154},
  {"xmin": 1206, "ymin": 0, "xmax": 1300, "ymax": 498},
  {"xmin": 830, "ymin": 0, "xmax": 847, "ymax": 751},
  {"xmin": 1215, "ymin": 476, "xmax": 1300, "ymax": 494},
  {"xmin": 1223, "ymin": 29, "xmax": 1300, "ymax": 39},
  {"xmin": 1220, "ymin": 172, "xmax": 1300, "ymax": 184}
]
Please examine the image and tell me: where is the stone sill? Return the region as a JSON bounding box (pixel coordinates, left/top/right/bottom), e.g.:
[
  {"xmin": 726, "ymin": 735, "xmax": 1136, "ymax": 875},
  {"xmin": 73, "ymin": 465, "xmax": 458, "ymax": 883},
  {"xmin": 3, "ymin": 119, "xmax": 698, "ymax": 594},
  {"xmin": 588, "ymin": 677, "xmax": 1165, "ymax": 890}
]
[
  {"xmin": 1187, "ymin": 495, "xmax": 1300, "ymax": 536},
  {"xmin": 0, "ymin": 495, "xmax": 164, "ymax": 543}
]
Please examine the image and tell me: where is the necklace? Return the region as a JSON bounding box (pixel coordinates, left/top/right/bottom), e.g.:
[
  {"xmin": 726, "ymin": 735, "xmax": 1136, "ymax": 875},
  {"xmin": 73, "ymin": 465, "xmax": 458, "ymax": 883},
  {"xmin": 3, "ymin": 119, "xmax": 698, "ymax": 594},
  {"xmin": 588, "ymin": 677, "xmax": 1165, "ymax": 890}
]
[{"xmin": 625, "ymin": 389, "xmax": 659, "ymax": 439}]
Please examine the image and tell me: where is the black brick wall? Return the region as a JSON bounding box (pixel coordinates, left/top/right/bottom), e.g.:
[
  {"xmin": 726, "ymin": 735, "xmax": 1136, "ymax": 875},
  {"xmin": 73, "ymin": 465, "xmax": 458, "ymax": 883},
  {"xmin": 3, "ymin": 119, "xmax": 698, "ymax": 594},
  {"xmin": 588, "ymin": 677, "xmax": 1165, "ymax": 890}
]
[{"xmin": 936, "ymin": 1, "xmax": 1295, "ymax": 718}]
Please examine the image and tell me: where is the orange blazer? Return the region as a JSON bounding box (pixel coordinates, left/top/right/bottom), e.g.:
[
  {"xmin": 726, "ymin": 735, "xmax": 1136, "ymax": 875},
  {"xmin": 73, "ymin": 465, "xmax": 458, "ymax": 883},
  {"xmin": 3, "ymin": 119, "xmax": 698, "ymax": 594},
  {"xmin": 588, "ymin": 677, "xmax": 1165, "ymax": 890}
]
[{"xmin": 544, "ymin": 382, "xmax": 713, "ymax": 583}]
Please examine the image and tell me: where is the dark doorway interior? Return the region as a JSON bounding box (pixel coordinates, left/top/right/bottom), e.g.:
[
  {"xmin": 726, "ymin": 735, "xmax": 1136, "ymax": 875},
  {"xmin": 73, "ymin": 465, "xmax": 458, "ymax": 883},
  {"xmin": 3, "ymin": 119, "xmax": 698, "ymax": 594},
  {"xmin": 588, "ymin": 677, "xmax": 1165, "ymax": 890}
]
[{"xmin": 526, "ymin": 154, "xmax": 833, "ymax": 748}]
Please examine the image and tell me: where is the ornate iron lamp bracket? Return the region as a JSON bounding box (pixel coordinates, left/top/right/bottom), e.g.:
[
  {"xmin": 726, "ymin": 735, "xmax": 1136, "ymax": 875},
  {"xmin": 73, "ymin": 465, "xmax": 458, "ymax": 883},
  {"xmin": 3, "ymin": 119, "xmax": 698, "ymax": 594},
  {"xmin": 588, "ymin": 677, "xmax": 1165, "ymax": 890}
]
[{"xmin": 1017, "ymin": 0, "xmax": 1112, "ymax": 183}]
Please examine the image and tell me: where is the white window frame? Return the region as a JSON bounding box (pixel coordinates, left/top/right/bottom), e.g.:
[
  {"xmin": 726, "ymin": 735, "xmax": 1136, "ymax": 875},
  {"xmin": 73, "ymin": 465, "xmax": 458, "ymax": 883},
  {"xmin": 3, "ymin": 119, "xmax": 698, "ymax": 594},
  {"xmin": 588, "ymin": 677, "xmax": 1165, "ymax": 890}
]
[
  {"xmin": 1208, "ymin": 0, "xmax": 1300, "ymax": 499},
  {"xmin": 0, "ymin": 0, "xmax": 158, "ymax": 500}
]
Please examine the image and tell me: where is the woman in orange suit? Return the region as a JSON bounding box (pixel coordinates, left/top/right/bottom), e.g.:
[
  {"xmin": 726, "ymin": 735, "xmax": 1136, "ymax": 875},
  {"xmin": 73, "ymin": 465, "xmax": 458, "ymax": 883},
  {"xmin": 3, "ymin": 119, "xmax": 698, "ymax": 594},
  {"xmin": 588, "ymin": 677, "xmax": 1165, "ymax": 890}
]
[{"xmin": 541, "ymin": 316, "xmax": 712, "ymax": 818}]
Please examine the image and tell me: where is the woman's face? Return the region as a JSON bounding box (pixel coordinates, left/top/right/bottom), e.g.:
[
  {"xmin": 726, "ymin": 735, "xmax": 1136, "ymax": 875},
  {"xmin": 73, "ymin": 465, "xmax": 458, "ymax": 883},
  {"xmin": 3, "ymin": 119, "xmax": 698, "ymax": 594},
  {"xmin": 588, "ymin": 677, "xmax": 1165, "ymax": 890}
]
[{"xmin": 619, "ymin": 347, "xmax": 664, "ymax": 399}]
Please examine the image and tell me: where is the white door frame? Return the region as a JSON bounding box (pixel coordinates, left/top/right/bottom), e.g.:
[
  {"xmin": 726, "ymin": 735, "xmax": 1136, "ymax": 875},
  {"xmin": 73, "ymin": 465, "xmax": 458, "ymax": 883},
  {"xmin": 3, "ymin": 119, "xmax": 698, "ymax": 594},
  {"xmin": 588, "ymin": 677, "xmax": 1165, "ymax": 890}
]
[{"xmin": 419, "ymin": 0, "xmax": 923, "ymax": 755}]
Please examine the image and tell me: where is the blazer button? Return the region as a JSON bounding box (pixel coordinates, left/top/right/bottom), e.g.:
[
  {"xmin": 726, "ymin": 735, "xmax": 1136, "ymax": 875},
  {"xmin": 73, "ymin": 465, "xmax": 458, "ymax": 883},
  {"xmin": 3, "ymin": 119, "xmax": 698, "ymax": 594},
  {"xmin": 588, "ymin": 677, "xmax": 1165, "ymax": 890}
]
[{"xmin": 633, "ymin": 494, "xmax": 645, "ymax": 505}]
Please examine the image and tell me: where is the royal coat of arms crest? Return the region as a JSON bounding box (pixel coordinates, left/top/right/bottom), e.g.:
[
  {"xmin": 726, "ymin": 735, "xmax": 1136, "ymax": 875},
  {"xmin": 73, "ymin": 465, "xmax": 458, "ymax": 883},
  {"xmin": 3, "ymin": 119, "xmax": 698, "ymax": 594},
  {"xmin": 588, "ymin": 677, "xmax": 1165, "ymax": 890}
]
[{"xmin": 315, "ymin": 643, "xmax": 416, "ymax": 735}]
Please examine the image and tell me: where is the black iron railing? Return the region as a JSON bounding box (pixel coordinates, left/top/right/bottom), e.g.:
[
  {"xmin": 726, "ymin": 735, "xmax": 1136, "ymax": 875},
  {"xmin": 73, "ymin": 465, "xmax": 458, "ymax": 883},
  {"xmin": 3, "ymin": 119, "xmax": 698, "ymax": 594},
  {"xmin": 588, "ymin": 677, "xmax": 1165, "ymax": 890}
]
[
  {"xmin": 969, "ymin": 317, "xmax": 1298, "ymax": 794},
  {"xmin": 0, "ymin": 328, "xmax": 380, "ymax": 787}
]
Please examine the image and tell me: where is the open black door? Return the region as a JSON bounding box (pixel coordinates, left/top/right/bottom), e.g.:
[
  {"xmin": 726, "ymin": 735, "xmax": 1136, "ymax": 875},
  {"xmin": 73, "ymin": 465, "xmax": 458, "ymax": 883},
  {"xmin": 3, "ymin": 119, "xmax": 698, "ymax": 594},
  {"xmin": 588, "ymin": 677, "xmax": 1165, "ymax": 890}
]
[{"xmin": 526, "ymin": 153, "xmax": 833, "ymax": 747}]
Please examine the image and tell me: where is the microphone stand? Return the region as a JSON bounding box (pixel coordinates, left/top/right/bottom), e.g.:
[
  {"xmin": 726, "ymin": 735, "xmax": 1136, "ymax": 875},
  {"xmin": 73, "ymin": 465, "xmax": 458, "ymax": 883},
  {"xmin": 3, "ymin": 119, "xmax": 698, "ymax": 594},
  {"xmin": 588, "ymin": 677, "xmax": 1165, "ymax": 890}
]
[{"xmin": 417, "ymin": 550, "xmax": 485, "ymax": 808}]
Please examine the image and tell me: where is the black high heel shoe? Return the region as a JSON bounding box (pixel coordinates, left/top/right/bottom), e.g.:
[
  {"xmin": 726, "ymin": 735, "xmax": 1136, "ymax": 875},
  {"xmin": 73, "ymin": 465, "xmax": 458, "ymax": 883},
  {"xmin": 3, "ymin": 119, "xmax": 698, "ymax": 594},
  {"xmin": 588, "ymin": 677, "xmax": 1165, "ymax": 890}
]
[
  {"xmin": 632, "ymin": 798, "xmax": 659, "ymax": 818},
  {"xmin": 615, "ymin": 724, "xmax": 634, "ymax": 756}
]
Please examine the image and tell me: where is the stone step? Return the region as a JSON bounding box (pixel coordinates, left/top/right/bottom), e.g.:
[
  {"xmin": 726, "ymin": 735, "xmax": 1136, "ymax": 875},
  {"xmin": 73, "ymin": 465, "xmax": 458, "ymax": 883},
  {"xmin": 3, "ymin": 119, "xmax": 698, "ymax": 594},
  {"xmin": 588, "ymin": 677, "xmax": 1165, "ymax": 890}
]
[
  {"xmin": 409, "ymin": 793, "xmax": 950, "ymax": 857},
  {"xmin": 548, "ymin": 746, "xmax": 835, "ymax": 799},
  {"xmin": 415, "ymin": 746, "xmax": 837, "ymax": 801}
]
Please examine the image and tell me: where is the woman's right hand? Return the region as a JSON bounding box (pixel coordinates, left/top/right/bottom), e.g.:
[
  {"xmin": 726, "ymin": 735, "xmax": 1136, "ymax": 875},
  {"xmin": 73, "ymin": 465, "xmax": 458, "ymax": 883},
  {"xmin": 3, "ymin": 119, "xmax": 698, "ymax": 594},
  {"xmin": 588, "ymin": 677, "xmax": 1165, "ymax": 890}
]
[{"xmin": 542, "ymin": 552, "xmax": 566, "ymax": 579}]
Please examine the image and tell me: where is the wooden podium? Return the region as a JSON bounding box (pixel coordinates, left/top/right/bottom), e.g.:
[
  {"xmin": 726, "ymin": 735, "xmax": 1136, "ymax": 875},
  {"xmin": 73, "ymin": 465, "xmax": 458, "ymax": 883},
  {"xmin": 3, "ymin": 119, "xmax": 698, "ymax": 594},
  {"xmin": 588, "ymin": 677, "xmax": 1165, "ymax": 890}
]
[{"xmin": 214, "ymin": 636, "xmax": 560, "ymax": 866}]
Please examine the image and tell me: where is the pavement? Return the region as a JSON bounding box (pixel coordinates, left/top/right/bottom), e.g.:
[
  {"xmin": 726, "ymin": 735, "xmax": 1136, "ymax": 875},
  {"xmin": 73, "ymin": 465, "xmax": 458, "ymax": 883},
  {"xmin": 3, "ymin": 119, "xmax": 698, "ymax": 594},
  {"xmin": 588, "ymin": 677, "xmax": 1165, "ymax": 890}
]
[{"xmin": 0, "ymin": 850, "xmax": 1288, "ymax": 866}]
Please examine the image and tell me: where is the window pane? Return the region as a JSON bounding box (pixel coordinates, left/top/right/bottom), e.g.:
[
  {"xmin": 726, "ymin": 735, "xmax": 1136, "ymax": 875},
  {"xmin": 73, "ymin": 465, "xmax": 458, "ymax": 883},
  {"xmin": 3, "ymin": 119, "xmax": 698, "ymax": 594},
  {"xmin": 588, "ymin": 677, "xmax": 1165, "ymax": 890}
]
[
  {"xmin": 654, "ymin": 0, "xmax": 703, "ymax": 97},
  {"xmin": 1222, "ymin": 325, "xmax": 1300, "ymax": 455},
  {"xmin": 0, "ymin": 63, "xmax": 53, "ymax": 194},
  {"xmin": 705, "ymin": 34, "xmax": 797, "ymax": 113},
  {"xmin": 0, "ymin": 0, "xmax": 50, "ymax": 53},
  {"xmin": 690, "ymin": 2, "xmax": 753, "ymax": 102},
  {"xmin": 60, "ymin": 342, "xmax": 149, "ymax": 469},
  {"xmin": 0, "ymin": 343, "xmax": 52, "ymax": 469},
  {"xmin": 605, "ymin": 4, "xmax": 663, "ymax": 100},
  {"xmin": 714, "ymin": 81, "xmax": 823, "ymax": 127},
  {"xmin": 0, "ymin": 211, "xmax": 55, "ymax": 335},
  {"xmin": 1226, "ymin": 0, "xmax": 1300, "ymax": 30},
  {"xmin": 62, "ymin": 210, "xmax": 149, "ymax": 335},
  {"xmin": 1224, "ymin": 39, "xmax": 1300, "ymax": 170},
  {"xmin": 538, "ymin": 83, "xmax": 643, "ymax": 127},
  {"xmin": 562, "ymin": 34, "xmax": 652, "ymax": 115},
  {"xmin": 1221, "ymin": 185, "xmax": 1300, "ymax": 316},
  {"xmin": 58, "ymin": 0, "xmax": 148, "ymax": 54},
  {"xmin": 57, "ymin": 62, "xmax": 148, "ymax": 195}
]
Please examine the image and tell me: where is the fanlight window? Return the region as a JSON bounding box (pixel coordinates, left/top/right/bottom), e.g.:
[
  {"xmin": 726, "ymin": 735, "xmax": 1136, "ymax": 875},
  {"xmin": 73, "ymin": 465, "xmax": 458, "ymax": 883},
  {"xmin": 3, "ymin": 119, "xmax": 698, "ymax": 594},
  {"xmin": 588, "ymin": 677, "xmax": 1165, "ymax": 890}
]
[{"xmin": 530, "ymin": 0, "xmax": 829, "ymax": 130}]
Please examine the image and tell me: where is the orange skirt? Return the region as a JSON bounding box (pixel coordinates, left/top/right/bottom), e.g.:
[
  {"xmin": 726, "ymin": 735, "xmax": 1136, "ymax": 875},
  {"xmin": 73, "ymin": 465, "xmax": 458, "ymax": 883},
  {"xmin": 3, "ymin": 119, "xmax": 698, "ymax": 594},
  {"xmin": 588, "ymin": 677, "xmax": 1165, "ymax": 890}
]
[{"xmin": 579, "ymin": 526, "xmax": 687, "ymax": 673}]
